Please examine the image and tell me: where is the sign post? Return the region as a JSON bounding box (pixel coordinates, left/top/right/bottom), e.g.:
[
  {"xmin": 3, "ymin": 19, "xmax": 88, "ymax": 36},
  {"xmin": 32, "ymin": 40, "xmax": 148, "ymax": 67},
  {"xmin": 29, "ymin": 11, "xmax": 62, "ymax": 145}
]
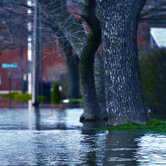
[{"xmin": 8, "ymin": 71, "xmax": 12, "ymax": 108}]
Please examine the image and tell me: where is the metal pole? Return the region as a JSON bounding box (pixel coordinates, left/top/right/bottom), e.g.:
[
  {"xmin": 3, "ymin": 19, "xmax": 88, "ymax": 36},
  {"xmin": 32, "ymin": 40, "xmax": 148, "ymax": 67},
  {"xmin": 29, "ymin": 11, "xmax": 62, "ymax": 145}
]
[
  {"xmin": 39, "ymin": 4, "xmax": 43, "ymax": 103},
  {"xmin": 32, "ymin": 0, "xmax": 40, "ymax": 108},
  {"xmin": 20, "ymin": 37, "xmax": 24, "ymax": 93},
  {"xmin": 27, "ymin": 0, "xmax": 33, "ymax": 109},
  {"xmin": 8, "ymin": 70, "xmax": 12, "ymax": 109}
]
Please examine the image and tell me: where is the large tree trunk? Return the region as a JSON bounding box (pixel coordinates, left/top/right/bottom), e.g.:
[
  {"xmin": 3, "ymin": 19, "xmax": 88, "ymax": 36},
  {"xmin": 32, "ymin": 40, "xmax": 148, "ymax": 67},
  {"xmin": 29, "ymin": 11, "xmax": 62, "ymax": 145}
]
[{"xmin": 97, "ymin": 0, "xmax": 148, "ymax": 126}]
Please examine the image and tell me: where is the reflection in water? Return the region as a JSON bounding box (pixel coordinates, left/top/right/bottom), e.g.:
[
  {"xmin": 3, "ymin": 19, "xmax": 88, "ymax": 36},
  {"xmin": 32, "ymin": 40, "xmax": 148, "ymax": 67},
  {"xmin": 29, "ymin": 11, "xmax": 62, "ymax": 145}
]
[
  {"xmin": 35, "ymin": 108, "xmax": 41, "ymax": 130},
  {"xmin": 103, "ymin": 131, "xmax": 143, "ymax": 166},
  {"xmin": 0, "ymin": 108, "xmax": 166, "ymax": 165},
  {"xmin": 81, "ymin": 122, "xmax": 108, "ymax": 166},
  {"xmin": 29, "ymin": 107, "xmax": 41, "ymax": 131}
]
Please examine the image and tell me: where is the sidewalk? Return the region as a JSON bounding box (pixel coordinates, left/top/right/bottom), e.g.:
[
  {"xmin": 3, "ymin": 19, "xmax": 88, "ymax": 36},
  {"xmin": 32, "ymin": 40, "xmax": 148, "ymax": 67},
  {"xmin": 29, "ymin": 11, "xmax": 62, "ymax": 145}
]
[{"xmin": 0, "ymin": 97, "xmax": 68, "ymax": 109}]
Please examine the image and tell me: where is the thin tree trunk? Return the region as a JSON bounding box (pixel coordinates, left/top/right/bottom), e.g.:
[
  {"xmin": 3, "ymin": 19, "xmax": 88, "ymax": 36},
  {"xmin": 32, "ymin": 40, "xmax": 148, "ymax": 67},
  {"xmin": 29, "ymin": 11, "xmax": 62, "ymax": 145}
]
[
  {"xmin": 47, "ymin": 23, "xmax": 80, "ymax": 106},
  {"xmin": 80, "ymin": 30, "xmax": 101, "ymax": 121},
  {"xmin": 41, "ymin": 0, "xmax": 82, "ymax": 106},
  {"xmin": 65, "ymin": 45, "xmax": 80, "ymax": 108},
  {"xmin": 97, "ymin": 0, "xmax": 148, "ymax": 126},
  {"xmin": 80, "ymin": 0, "xmax": 107, "ymax": 121}
]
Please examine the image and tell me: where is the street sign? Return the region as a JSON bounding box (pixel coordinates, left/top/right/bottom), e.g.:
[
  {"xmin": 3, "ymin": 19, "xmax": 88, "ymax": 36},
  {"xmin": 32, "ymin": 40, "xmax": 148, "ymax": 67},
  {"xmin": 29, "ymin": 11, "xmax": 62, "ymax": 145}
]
[{"xmin": 2, "ymin": 63, "xmax": 17, "ymax": 68}]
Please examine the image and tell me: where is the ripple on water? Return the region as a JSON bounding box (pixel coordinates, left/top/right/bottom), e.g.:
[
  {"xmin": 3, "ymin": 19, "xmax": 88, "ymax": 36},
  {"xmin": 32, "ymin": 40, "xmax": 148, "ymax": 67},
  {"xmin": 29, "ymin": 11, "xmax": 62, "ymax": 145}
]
[
  {"xmin": 135, "ymin": 134, "xmax": 166, "ymax": 165},
  {"xmin": 0, "ymin": 108, "xmax": 166, "ymax": 166}
]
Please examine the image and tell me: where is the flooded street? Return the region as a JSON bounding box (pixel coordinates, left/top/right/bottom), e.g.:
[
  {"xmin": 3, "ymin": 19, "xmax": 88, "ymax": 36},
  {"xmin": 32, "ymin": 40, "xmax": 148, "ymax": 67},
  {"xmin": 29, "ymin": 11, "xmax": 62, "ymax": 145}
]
[{"xmin": 0, "ymin": 108, "xmax": 166, "ymax": 166}]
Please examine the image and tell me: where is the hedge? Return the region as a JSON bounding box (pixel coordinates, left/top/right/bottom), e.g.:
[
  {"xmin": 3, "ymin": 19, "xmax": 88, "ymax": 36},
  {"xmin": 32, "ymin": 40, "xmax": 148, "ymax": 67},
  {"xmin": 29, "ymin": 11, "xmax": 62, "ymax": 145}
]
[{"xmin": 139, "ymin": 49, "xmax": 166, "ymax": 112}]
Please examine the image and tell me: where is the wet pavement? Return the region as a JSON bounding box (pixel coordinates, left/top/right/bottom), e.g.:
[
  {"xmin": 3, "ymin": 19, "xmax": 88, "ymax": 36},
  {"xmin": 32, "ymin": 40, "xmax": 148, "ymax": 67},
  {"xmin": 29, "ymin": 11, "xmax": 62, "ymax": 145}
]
[{"xmin": 0, "ymin": 108, "xmax": 166, "ymax": 166}]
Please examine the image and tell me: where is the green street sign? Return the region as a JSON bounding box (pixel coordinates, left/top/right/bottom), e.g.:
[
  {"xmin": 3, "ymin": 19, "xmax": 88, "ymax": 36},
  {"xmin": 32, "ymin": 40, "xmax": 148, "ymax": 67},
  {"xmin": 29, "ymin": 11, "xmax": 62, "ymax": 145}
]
[{"xmin": 2, "ymin": 63, "xmax": 18, "ymax": 68}]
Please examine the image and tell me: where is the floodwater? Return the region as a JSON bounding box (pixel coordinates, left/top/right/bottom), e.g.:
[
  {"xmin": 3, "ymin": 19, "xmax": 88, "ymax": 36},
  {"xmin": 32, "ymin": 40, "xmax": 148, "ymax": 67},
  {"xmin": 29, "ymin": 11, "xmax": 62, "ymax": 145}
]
[{"xmin": 0, "ymin": 108, "xmax": 166, "ymax": 166}]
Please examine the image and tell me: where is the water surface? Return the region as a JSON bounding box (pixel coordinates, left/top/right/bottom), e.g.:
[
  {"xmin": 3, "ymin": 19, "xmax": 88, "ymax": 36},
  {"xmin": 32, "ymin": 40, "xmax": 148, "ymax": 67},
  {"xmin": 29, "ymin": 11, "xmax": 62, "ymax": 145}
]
[{"xmin": 0, "ymin": 108, "xmax": 166, "ymax": 166}]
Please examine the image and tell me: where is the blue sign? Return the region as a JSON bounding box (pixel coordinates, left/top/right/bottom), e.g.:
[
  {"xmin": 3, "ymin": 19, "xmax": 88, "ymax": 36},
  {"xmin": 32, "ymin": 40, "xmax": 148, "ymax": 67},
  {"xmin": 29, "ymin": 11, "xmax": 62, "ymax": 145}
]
[{"xmin": 2, "ymin": 63, "xmax": 17, "ymax": 68}]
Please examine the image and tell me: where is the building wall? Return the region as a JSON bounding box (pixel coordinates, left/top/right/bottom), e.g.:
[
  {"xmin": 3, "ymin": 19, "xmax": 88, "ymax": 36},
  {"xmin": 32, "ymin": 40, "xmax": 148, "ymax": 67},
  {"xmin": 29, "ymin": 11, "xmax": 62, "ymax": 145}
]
[
  {"xmin": 42, "ymin": 43, "xmax": 66, "ymax": 82},
  {"xmin": 0, "ymin": 47, "xmax": 27, "ymax": 91},
  {"xmin": 137, "ymin": 23, "xmax": 166, "ymax": 53},
  {"xmin": 0, "ymin": 43, "xmax": 66, "ymax": 92},
  {"xmin": 138, "ymin": 23, "xmax": 150, "ymax": 52}
]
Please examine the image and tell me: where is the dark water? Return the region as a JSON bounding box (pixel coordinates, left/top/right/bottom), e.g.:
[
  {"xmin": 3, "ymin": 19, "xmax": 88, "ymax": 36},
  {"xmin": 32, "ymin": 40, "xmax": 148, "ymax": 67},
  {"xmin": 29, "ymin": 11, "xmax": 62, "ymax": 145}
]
[{"xmin": 0, "ymin": 108, "xmax": 166, "ymax": 166}]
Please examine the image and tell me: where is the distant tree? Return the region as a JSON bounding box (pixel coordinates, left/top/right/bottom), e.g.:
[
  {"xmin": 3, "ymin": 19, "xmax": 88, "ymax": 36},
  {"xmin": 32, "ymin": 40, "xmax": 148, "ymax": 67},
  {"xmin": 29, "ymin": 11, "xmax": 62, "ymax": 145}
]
[
  {"xmin": 46, "ymin": 22, "xmax": 80, "ymax": 107},
  {"xmin": 40, "ymin": 0, "xmax": 106, "ymax": 116},
  {"xmin": 0, "ymin": 0, "xmax": 27, "ymax": 55},
  {"xmin": 0, "ymin": 0, "xmax": 29, "ymax": 93},
  {"xmin": 40, "ymin": 0, "xmax": 82, "ymax": 105},
  {"xmin": 0, "ymin": 0, "xmax": 80, "ymax": 99}
]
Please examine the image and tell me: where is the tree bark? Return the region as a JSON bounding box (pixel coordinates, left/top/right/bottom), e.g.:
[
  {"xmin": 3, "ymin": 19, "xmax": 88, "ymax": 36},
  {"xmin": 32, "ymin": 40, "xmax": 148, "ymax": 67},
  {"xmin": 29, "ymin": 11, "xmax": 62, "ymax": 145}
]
[
  {"xmin": 94, "ymin": 53, "xmax": 106, "ymax": 117},
  {"xmin": 97, "ymin": 0, "xmax": 148, "ymax": 126}
]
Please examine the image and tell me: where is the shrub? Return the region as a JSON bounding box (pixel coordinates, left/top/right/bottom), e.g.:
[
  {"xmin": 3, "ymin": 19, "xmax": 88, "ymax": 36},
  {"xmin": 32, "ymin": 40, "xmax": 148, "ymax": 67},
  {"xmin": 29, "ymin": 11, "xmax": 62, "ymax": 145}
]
[
  {"xmin": 139, "ymin": 49, "xmax": 166, "ymax": 112},
  {"xmin": 2, "ymin": 92, "xmax": 32, "ymax": 102},
  {"xmin": 51, "ymin": 81, "xmax": 61, "ymax": 104},
  {"xmin": 13, "ymin": 93, "xmax": 32, "ymax": 102},
  {"xmin": 2, "ymin": 92, "xmax": 19, "ymax": 99}
]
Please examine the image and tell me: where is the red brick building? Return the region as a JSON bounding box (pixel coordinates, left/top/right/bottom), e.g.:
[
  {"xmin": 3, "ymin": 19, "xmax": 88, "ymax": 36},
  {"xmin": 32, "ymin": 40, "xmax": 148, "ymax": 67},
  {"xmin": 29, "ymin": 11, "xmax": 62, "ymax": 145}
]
[
  {"xmin": 0, "ymin": 42, "xmax": 66, "ymax": 93},
  {"xmin": 138, "ymin": 23, "xmax": 166, "ymax": 52}
]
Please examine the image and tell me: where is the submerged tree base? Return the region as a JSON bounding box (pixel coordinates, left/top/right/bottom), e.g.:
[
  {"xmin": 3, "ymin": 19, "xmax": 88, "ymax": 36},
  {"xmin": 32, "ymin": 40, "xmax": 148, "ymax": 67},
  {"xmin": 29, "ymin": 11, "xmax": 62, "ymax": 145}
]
[
  {"xmin": 97, "ymin": 120, "xmax": 166, "ymax": 133},
  {"xmin": 80, "ymin": 113, "xmax": 108, "ymax": 122}
]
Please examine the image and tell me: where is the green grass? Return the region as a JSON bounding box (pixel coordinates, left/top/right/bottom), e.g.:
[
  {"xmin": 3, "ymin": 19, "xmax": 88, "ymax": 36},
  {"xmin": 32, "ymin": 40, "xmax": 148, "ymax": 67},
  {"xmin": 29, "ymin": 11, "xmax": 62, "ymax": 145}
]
[
  {"xmin": 97, "ymin": 120, "xmax": 166, "ymax": 133},
  {"xmin": 69, "ymin": 98, "xmax": 83, "ymax": 103}
]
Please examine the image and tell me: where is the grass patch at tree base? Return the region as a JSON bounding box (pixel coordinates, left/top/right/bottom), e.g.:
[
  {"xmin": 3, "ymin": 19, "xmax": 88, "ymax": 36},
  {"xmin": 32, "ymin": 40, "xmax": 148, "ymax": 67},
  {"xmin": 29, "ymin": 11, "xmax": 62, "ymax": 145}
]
[{"xmin": 97, "ymin": 120, "xmax": 166, "ymax": 133}]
